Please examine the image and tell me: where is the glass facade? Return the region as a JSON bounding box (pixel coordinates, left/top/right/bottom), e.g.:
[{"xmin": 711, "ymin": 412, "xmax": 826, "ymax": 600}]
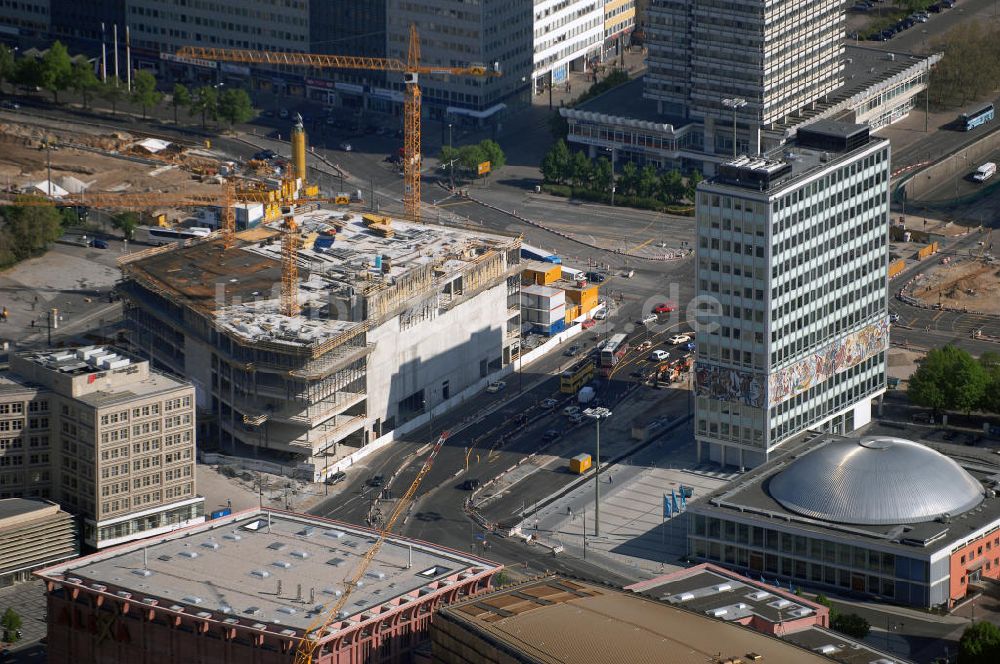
[{"xmin": 689, "ymin": 512, "xmax": 932, "ymax": 607}]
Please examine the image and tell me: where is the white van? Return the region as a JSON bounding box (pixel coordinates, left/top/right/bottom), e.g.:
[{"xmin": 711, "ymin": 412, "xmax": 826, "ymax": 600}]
[{"xmin": 973, "ymin": 162, "xmax": 996, "ymax": 183}]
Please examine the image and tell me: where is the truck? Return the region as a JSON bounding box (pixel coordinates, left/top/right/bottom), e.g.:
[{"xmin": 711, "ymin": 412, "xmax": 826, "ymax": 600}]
[
  {"xmin": 973, "ymin": 162, "xmax": 996, "ymax": 183},
  {"xmin": 578, "ymin": 385, "xmax": 596, "ymax": 405}
]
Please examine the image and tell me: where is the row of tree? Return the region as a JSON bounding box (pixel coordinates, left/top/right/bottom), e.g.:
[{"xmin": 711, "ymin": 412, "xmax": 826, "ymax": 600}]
[
  {"xmin": 438, "ymin": 139, "xmax": 506, "ymax": 179},
  {"xmin": 0, "ymin": 42, "xmax": 254, "ymax": 128},
  {"xmin": 540, "ymin": 139, "xmax": 702, "ymax": 206},
  {"xmin": 0, "ymin": 205, "xmax": 65, "ymax": 269},
  {"xmin": 907, "ymin": 346, "xmax": 1000, "ymax": 415},
  {"xmin": 928, "ymin": 22, "xmax": 1000, "ymax": 109},
  {"xmin": 810, "ymin": 594, "xmax": 870, "ymax": 639}
]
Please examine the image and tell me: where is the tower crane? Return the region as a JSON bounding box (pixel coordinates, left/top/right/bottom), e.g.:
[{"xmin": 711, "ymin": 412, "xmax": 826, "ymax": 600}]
[
  {"xmin": 294, "ymin": 431, "xmax": 450, "ymax": 664},
  {"xmin": 177, "ymin": 25, "xmax": 501, "ymax": 222},
  {"xmin": 1, "ymin": 183, "xmax": 343, "ymax": 316}
]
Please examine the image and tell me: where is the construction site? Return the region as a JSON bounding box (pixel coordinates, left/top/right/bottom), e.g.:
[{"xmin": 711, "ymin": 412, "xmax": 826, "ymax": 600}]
[
  {"xmin": 118, "ymin": 206, "xmax": 522, "ymax": 481},
  {"xmin": 907, "ymin": 236, "xmax": 1000, "ymax": 314}
]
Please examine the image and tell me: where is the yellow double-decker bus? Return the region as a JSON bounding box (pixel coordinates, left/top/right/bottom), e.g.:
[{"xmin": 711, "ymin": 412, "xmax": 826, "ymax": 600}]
[{"xmin": 560, "ymin": 359, "xmax": 594, "ymax": 394}]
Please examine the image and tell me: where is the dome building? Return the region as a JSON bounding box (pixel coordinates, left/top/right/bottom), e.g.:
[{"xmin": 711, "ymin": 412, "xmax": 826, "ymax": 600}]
[{"xmin": 687, "ymin": 433, "xmax": 1000, "ymax": 609}]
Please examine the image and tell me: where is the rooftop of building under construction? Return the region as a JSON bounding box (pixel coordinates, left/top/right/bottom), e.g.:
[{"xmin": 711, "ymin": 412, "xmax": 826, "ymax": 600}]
[
  {"xmin": 35, "ymin": 510, "xmax": 499, "ymax": 634},
  {"xmin": 121, "ymin": 210, "xmax": 520, "ymax": 351}
]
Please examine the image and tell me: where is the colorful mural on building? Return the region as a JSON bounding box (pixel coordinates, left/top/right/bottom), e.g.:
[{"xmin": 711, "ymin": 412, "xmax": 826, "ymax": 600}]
[
  {"xmin": 767, "ymin": 317, "xmax": 890, "ymax": 407},
  {"xmin": 695, "ymin": 364, "xmax": 766, "ymax": 408}
]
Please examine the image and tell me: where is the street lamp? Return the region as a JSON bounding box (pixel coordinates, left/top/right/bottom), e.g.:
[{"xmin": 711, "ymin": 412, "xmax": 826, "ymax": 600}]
[
  {"xmin": 585, "ymin": 407, "xmax": 612, "ymax": 536},
  {"xmin": 721, "ymin": 97, "xmax": 747, "ymax": 159}
]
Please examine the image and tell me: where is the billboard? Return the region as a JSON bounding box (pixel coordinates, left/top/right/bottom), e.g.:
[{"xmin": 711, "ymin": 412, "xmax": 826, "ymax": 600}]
[{"xmin": 478, "ymin": 161, "xmax": 492, "ymax": 176}]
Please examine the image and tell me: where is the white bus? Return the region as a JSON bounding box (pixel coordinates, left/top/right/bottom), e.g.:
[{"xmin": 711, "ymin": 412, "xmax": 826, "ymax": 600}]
[{"xmin": 133, "ymin": 225, "xmax": 213, "ymax": 246}]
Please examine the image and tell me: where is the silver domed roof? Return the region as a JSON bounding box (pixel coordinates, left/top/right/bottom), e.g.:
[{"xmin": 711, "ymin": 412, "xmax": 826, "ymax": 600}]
[{"xmin": 768, "ymin": 437, "xmax": 984, "ymax": 525}]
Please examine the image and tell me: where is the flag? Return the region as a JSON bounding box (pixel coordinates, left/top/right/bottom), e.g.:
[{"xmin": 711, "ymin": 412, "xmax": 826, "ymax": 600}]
[
  {"xmin": 663, "ymin": 494, "xmax": 671, "ymax": 519},
  {"xmin": 671, "ymin": 490, "xmax": 679, "ymax": 514}
]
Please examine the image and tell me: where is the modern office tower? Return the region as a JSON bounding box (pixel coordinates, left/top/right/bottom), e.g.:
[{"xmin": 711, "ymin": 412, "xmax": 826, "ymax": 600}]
[
  {"xmin": 386, "ymin": 0, "xmax": 533, "ymax": 124},
  {"xmin": 645, "ymin": 0, "xmax": 844, "ymax": 152},
  {"xmin": 531, "ymin": 0, "xmax": 605, "ymax": 97},
  {"xmin": 4, "ymin": 348, "xmax": 203, "ymax": 550},
  {"xmin": 693, "ymin": 121, "xmax": 890, "ymax": 468}
]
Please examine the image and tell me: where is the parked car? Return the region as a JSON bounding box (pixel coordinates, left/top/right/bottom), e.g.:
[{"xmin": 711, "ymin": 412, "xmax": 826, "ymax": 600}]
[
  {"xmin": 541, "ymin": 398, "xmax": 559, "ymax": 409},
  {"xmin": 585, "ymin": 271, "xmax": 607, "ymax": 283},
  {"xmin": 649, "ymin": 350, "xmax": 670, "ymax": 361},
  {"xmin": 929, "ymin": 3, "xmax": 942, "ymax": 11},
  {"xmin": 563, "ymin": 405, "xmax": 581, "ymax": 417},
  {"xmin": 366, "ymin": 474, "xmax": 385, "ymax": 488},
  {"xmin": 942, "ymin": 0, "xmax": 955, "ymax": 7},
  {"xmin": 593, "ymin": 308, "xmax": 608, "ymax": 320},
  {"xmin": 669, "ymin": 333, "xmax": 691, "ymax": 345},
  {"xmin": 564, "ymin": 345, "xmax": 581, "ymax": 356},
  {"xmin": 581, "ymin": 319, "xmax": 596, "ymax": 329},
  {"xmin": 639, "ymin": 313, "xmax": 658, "ymax": 326},
  {"xmin": 90, "ymin": 239, "xmax": 109, "ymax": 249},
  {"xmin": 253, "ymin": 149, "xmax": 278, "ymax": 161},
  {"xmin": 653, "ymin": 302, "xmax": 675, "ymax": 314},
  {"xmin": 568, "ymin": 413, "xmax": 584, "ymax": 424},
  {"xmin": 486, "ymin": 380, "xmax": 506, "ymax": 393},
  {"xmin": 326, "ymin": 471, "xmax": 347, "ymax": 485},
  {"xmin": 279, "ymin": 108, "xmax": 289, "ymax": 119},
  {"xmin": 542, "ymin": 429, "xmax": 561, "ymax": 442},
  {"xmin": 339, "ymin": 141, "xmax": 353, "ymax": 151},
  {"xmin": 889, "ymin": 313, "xmax": 900, "ymax": 323},
  {"xmin": 460, "ymin": 478, "xmax": 481, "ymax": 491},
  {"xmin": 0, "ymin": 100, "xmax": 20, "ymax": 110}
]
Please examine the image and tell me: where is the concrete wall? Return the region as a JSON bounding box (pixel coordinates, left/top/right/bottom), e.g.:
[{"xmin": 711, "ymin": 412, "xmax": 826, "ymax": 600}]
[
  {"xmin": 367, "ymin": 282, "xmax": 509, "ymax": 433},
  {"xmin": 903, "ymin": 129, "xmax": 1000, "ymax": 202}
]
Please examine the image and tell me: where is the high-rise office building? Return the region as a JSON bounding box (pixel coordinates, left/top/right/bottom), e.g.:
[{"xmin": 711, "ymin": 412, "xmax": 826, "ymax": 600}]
[
  {"xmin": 2, "ymin": 347, "xmax": 203, "ymax": 550},
  {"xmin": 386, "ymin": 0, "xmax": 533, "ymax": 124},
  {"xmin": 693, "ymin": 122, "xmax": 889, "ymax": 468},
  {"xmin": 645, "ymin": 0, "xmax": 843, "ymax": 154}
]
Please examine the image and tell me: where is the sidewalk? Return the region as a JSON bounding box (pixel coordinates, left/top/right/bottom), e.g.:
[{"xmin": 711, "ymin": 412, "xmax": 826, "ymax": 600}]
[{"xmin": 520, "ymin": 419, "xmax": 733, "ymax": 581}]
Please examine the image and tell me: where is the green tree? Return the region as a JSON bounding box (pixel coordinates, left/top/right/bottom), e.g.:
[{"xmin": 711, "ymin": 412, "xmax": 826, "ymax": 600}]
[
  {"xmin": 69, "ymin": 60, "xmax": 100, "ymax": 109},
  {"xmin": 1, "ymin": 607, "xmax": 22, "ymax": 642},
  {"xmin": 477, "ymin": 139, "xmax": 506, "ymax": 172},
  {"xmin": 0, "ymin": 45, "xmax": 14, "ymax": 92},
  {"xmin": 101, "ymin": 76, "xmax": 127, "ymax": 116},
  {"xmin": 190, "ymin": 86, "xmax": 219, "ymax": 128},
  {"xmin": 592, "ymin": 156, "xmax": 613, "ymax": 194},
  {"xmin": 171, "ymin": 83, "xmax": 191, "ymax": 125},
  {"xmin": 130, "ymin": 70, "xmax": 162, "ymax": 119},
  {"xmin": 217, "ymin": 87, "xmax": 255, "ymax": 127},
  {"xmin": 658, "ymin": 169, "xmax": 685, "ymax": 204},
  {"xmin": 0, "ymin": 204, "xmax": 63, "ymax": 266},
  {"xmin": 569, "ymin": 151, "xmax": 592, "ymax": 188},
  {"xmin": 111, "ymin": 211, "xmax": 140, "ymax": 239},
  {"xmin": 959, "ymin": 621, "xmax": 1000, "ymax": 664},
  {"xmin": 618, "ymin": 161, "xmax": 639, "ymax": 197},
  {"xmin": 686, "ymin": 170, "xmax": 704, "ymax": 200},
  {"xmin": 909, "ymin": 345, "xmax": 989, "ymax": 415},
  {"xmin": 13, "ymin": 56, "xmax": 43, "ymax": 95},
  {"xmin": 831, "ymin": 613, "xmax": 870, "ymax": 639},
  {"xmin": 638, "ymin": 164, "xmax": 658, "ymax": 198},
  {"xmin": 549, "ymin": 110, "xmax": 569, "ymax": 140},
  {"xmin": 458, "ymin": 143, "xmax": 486, "ymax": 176},
  {"xmin": 980, "ymin": 352, "xmax": 1000, "ymax": 413},
  {"xmin": 40, "ymin": 40, "xmax": 73, "ymax": 103},
  {"xmin": 541, "ymin": 139, "xmax": 570, "ymax": 184}
]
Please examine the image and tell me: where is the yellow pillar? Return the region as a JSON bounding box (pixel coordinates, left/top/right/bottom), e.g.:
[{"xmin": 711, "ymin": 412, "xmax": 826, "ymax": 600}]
[{"xmin": 291, "ymin": 114, "xmax": 307, "ymax": 182}]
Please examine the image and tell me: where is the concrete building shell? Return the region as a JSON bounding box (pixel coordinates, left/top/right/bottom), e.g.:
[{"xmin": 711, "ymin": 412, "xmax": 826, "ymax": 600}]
[{"xmin": 118, "ymin": 213, "xmax": 522, "ymax": 481}]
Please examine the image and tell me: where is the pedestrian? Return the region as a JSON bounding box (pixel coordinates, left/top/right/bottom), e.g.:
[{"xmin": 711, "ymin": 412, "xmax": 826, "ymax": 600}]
[
  {"xmin": 30, "ymin": 320, "xmax": 34, "ymax": 328},
  {"xmin": 609, "ymin": 474, "xmax": 613, "ymax": 485}
]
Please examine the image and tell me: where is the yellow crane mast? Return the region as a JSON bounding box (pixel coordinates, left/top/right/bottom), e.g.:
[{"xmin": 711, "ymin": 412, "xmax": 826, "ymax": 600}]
[
  {"xmin": 294, "ymin": 431, "xmax": 451, "ymax": 664},
  {"xmin": 177, "ymin": 25, "xmax": 500, "ymax": 222}
]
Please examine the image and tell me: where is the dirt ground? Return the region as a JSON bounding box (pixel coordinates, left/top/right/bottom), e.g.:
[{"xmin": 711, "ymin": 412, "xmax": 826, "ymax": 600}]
[
  {"xmin": 911, "ymin": 254, "xmax": 1000, "ymax": 313},
  {"xmin": 0, "ymin": 119, "xmax": 221, "ymax": 199}
]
